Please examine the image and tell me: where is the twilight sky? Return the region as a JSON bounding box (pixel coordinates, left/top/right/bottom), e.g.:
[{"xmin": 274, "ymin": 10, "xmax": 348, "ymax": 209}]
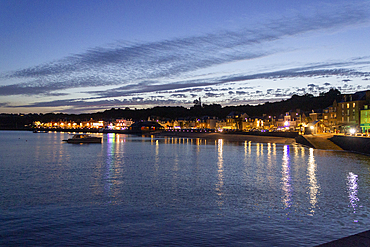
[{"xmin": 1, "ymin": 0, "xmax": 370, "ymax": 114}]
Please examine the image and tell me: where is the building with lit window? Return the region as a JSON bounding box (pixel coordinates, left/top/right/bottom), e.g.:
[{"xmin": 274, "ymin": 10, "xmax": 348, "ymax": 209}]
[
  {"xmin": 336, "ymin": 90, "xmax": 370, "ymax": 132},
  {"xmin": 360, "ymin": 104, "xmax": 370, "ymax": 135},
  {"xmin": 322, "ymin": 101, "xmax": 338, "ymax": 130}
]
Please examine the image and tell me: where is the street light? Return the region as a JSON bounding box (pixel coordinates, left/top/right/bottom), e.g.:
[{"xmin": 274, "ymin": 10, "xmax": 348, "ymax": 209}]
[
  {"xmin": 349, "ymin": 128, "xmax": 356, "ymax": 135},
  {"xmin": 310, "ymin": 125, "xmax": 314, "ymax": 134}
]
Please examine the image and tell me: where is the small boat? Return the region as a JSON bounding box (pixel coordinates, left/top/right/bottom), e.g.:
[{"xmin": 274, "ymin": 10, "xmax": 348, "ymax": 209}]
[
  {"xmin": 63, "ymin": 134, "xmax": 102, "ymax": 144},
  {"xmin": 33, "ymin": 130, "xmax": 48, "ymax": 133}
]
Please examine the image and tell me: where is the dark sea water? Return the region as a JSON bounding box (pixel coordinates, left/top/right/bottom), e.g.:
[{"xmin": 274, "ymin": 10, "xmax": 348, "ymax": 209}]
[{"xmin": 1, "ymin": 131, "xmax": 370, "ymax": 246}]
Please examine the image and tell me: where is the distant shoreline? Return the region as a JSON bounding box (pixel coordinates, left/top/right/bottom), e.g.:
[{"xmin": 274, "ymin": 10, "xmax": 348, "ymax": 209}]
[{"xmin": 0, "ymin": 128, "xmax": 297, "ymax": 144}]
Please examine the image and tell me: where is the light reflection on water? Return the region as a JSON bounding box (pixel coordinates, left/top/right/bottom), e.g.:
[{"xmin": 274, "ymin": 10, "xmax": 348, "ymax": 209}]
[
  {"xmin": 347, "ymin": 172, "xmax": 359, "ymax": 215},
  {"xmin": 216, "ymin": 139, "xmax": 224, "ymax": 208},
  {"xmin": 282, "ymin": 145, "xmax": 292, "ymax": 210},
  {"xmin": 308, "ymin": 148, "xmax": 319, "ymax": 215},
  {"xmin": 1, "ymin": 131, "xmax": 370, "ymax": 246}
]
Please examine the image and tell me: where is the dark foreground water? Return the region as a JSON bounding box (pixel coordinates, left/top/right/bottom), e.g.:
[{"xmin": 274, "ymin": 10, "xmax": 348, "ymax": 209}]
[{"xmin": 1, "ymin": 131, "xmax": 370, "ymax": 246}]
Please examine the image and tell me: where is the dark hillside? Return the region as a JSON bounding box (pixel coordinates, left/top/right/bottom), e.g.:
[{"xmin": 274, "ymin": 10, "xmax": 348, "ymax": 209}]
[{"xmin": 0, "ymin": 89, "xmax": 342, "ymax": 128}]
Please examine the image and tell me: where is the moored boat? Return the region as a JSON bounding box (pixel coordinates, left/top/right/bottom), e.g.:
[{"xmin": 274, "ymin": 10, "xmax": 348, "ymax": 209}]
[{"xmin": 63, "ymin": 134, "xmax": 102, "ymax": 143}]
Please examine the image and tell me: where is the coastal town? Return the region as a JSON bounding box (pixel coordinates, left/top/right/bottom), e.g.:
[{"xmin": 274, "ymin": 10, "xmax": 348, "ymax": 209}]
[{"xmin": 27, "ymin": 89, "xmax": 370, "ymax": 136}]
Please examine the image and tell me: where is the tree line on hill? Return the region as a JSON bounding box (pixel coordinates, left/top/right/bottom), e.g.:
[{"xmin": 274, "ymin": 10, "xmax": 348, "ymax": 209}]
[{"xmin": 0, "ymin": 88, "xmax": 342, "ymax": 129}]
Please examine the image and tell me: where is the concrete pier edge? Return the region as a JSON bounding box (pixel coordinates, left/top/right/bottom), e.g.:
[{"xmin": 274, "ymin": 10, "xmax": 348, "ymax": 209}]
[
  {"xmin": 316, "ymin": 230, "xmax": 370, "ymax": 247},
  {"xmin": 296, "ymin": 134, "xmax": 370, "ymax": 155}
]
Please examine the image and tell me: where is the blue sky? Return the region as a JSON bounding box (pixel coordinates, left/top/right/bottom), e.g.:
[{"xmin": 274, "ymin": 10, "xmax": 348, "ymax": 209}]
[{"xmin": 1, "ymin": 0, "xmax": 370, "ymax": 114}]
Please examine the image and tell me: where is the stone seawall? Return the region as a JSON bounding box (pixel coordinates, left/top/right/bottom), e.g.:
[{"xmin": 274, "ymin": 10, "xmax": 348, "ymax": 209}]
[
  {"xmin": 295, "ymin": 135, "xmax": 315, "ymax": 148},
  {"xmin": 230, "ymin": 131, "xmax": 299, "ymax": 138},
  {"xmin": 329, "ymin": 135, "xmax": 370, "ymax": 155}
]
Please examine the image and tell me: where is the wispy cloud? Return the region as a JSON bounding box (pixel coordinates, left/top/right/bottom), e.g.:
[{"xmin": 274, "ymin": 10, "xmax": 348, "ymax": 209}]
[
  {"xmin": 1, "ymin": 2, "xmax": 370, "ymax": 114},
  {"xmin": 1, "ymin": 2, "xmax": 369, "ymax": 99},
  {"xmin": 98, "ymin": 66, "xmax": 369, "ymax": 97}
]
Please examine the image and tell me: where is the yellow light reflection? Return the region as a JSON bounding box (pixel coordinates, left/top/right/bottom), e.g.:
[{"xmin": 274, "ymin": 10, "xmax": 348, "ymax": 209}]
[
  {"xmin": 216, "ymin": 139, "xmax": 224, "ymax": 208},
  {"xmin": 294, "ymin": 145, "xmax": 299, "ymax": 156},
  {"xmin": 307, "ymin": 148, "xmax": 319, "ymax": 215},
  {"xmin": 282, "ymin": 145, "xmax": 292, "ymax": 209},
  {"xmin": 260, "ymin": 143, "xmax": 263, "ymax": 156},
  {"xmin": 244, "ymin": 141, "xmax": 248, "ymax": 160}
]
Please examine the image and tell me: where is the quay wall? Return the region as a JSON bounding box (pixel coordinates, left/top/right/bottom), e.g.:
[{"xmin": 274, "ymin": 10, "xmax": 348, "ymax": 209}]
[
  {"xmin": 163, "ymin": 129, "xmax": 299, "ymax": 138},
  {"xmin": 295, "ymin": 135, "xmax": 315, "ymax": 148},
  {"xmin": 329, "ymin": 135, "xmax": 370, "ymax": 155},
  {"xmin": 230, "ymin": 131, "xmax": 299, "ymax": 138}
]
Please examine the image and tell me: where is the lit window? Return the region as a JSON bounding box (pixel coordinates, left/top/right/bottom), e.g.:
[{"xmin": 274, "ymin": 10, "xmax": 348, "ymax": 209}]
[
  {"xmin": 353, "ymin": 103, "xmax": 356, "ymax": 108},
  {"xmin": 347, "ymin": 103, "xmax": 350, "ymax": 108}
]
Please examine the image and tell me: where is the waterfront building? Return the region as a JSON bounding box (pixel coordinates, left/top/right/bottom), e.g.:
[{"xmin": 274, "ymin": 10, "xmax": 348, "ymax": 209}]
[
  {"xmin": 216, "ymin": 119, "xmax": 227, "ymax": 130},
  {"xmin": 276, "ymin": 111, "xmax": 301, "ymax": 130},
  {"xmin": 114, "ymin": 119, "xmax": 134, "ymax": 130},
  {"xmin": 225, "ymin": 112, "xmax": 249, "ymax": 130},
  {"xmin": 309, "ymin": 111, "xmax": 321, "ymax": 122},
  {"xmin": 128, "ymin": 121, "xmax": 164, "ymax": 132},
  {"xmin": 360, "ymin": 104, "xmax": 370, "ymax": 135},
  {"xmin": 322, "ymin": 101, "xmax": 338, "ymax": 131},
  {"xmin": 205, "ymin": 117, "xmax": 218, "ymax": 129},
  {"xmin": 262, "ymin": 115, "xmax": 276, "ymax": 130},
  {"xmin": 336, "ymin": 90, "xmax": 370, "ymax": 132}
]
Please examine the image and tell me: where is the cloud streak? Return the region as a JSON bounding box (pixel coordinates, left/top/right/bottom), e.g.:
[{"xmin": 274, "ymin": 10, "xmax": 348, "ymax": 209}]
[
  {"xmin": 1, "ymin": 2, "xmax": 369, "ymax": 98},
  {"xmin": 1, "ymin": 2, "xmax": 370, "ymax": 114}
]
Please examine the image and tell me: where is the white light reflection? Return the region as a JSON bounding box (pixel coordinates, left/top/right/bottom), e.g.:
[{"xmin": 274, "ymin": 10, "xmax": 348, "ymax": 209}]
[
  {"xmin": 216, "ymin": 139, "xmax": 224, "ymax": 208},
  {"xmin": 347, "ymin": 172, "xmax": 360, "ymax": 214},
  {"xmin": 307, "ymin": 148, "xmax": 319, "ymax": 215},
  {"xmin": 282, "ymin": 145, "xmax": 292, "ymax": 210},
  {"xmin": 244, "ymin": 141, "xmax": 250, "ymax": 162},
  {"xmin": 105, "ymin": 133, "xmax": 116, "ymax": 203}
]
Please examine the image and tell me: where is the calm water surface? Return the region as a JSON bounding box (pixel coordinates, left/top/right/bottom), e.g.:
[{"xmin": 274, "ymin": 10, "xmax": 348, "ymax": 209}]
[{"xmin": 1, "ymin": 131, "xmax": 370, "ymax": 246}]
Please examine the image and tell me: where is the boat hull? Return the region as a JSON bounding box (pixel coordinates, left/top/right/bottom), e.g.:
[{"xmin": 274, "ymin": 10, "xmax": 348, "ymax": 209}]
[
  {"xmin": 63, "ymin": 134, "xmax": 102, "ymax": 144},
  {"xmin": 64, "ymin": 138, "xmax": 101, "ymax": 143}
]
